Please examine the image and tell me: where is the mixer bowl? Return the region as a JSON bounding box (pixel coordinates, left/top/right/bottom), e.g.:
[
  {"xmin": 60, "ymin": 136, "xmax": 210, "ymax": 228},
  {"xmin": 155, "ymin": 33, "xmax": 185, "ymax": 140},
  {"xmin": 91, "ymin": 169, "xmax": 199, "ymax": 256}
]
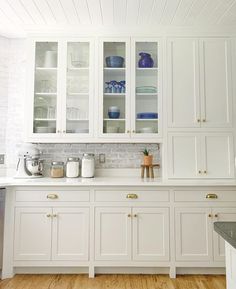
[{"xmin": 26, "ymin": 158, "xmax": 43, "ymax": 176}]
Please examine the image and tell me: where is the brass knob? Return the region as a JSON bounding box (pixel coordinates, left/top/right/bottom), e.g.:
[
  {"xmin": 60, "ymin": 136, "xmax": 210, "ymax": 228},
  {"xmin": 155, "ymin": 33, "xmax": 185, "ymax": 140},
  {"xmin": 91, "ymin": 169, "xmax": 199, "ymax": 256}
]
[
  {"xmin": 57, "ymin": 130, "xmax": 60, "ymax": 133},
  {"xmin": 198, "ymin": 170, "xmax": 202, "ymax": 174},
  {"xmin": 132, "ymin": 130, "xmax": 136, "ymax": 133},
  {"xmin": 126, "ymin": 194, "xmax": 138, "ymax": 199},
  {"xmin": 208, "ymin": 214, "xmax": 212, "ymax": 218},
  {"xmin": 127, "ymin": 130, "xmax": 130, "ymax": 133},
  {"xmin": 53, "ymin": 214, "xmax": 57, "ymax": 217},
  {"xmin": 206, "ymin": 193, "xmax": 218, "ymax": 199},
  {"xmin": 197, "ymin": 119, "xmax": 200, "ymax": 122},
  {"xmin": 134, "ymin": 214, "xmax": 138, "ymax": 217},
  {"xmin": 127, "ymin": 214, "xmax": 131, "ymax": 217},
  {"xmin": 202, "ymin": 119, "xmax": 206, "ymax": 122},
  {"xmin": 47, "ymin": 194, "xmax": 59, "ymax": 199},
  {"xmin": 62, "ymin": 130, "xmax": 66, "ymax": 133},
  {"xmin": 46, "ymin": 214, "xmax": 52, "ymax": 218},
  {"xmin": 204, "ymin": 170, "xmax": 207, "ymax": 174},
  {"xmin": 215, "ymin": 214, "xmax": 218, "ymax": 218}
]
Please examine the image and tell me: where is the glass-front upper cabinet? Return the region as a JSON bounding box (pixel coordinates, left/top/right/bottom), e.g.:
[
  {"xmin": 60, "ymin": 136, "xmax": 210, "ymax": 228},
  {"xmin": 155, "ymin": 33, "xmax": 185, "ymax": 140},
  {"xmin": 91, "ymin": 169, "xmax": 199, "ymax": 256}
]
[
  {"xmin": 99, "ymin": 38, "xmax": 130, "ymax": 137},
  {"xmin": 33, "ymin": 42, "xmax": 58, "ymax": 134},
  {"xmin": 64, "ymin": 41, "xmax": 92, "ymax": 136},
  {"xmin": 131, "ymin": 39, "xmax": 160, "ymax": 137}
]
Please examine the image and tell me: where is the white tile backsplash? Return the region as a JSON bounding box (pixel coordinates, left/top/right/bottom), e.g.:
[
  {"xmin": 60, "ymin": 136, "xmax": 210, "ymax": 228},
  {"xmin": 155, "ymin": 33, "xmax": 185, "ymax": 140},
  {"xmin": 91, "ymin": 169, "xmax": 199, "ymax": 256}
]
[{"xmin": 0, "ymin": 37, "xmax": 161, "ymax": 176}]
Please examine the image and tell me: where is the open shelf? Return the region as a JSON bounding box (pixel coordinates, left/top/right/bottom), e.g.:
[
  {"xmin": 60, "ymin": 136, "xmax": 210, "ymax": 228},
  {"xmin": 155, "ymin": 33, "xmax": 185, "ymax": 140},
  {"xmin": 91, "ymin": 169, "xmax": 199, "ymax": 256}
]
[{"xmin": 36, "ymin": 67, "xmax": 57, "ymax": 71}]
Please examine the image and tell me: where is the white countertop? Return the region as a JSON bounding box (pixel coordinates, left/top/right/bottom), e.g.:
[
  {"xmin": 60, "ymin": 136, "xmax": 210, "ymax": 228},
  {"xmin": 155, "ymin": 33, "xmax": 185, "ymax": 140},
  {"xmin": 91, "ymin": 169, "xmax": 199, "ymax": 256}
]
[{"xmin": 1, "ymin": 177, "xmax": 236, "ymax": 187}]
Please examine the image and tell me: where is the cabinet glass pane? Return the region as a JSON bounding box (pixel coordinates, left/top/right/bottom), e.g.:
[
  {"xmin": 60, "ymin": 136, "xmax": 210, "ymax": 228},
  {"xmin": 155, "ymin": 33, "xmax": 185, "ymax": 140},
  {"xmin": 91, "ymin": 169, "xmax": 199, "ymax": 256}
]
[
  {"xmin": 66, "ymin": 42, "xmax": 90, "ymax": 134},
  {"xmin": 135, "ymin": 42, "xmax": 158, "ymax": 134},
  {"xmin": 33, "ymin": 42, "xmax": 58, "ymax": 134},
  {"xmin": 103, "ymin": 42, "xmax": 126, "ymax": 134}
]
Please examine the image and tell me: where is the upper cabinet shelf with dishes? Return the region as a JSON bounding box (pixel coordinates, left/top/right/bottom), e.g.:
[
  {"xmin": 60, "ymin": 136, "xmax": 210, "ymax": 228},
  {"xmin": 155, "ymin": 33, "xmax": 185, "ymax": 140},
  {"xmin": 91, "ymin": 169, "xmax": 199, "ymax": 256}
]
[
  {"xmin": 98, "ymin": 37, "xmax": 161, "ymax": 140},
  {"xmin": 26, "ymin": 37, "xmax": 162, "ymax": 143}
]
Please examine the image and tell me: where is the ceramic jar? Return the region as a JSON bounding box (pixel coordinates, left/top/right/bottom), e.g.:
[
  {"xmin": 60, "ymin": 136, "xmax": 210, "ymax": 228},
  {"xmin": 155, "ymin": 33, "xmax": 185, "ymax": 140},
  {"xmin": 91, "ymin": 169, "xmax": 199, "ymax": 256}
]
[{"xmin": 138, "ymin": 52, "xmax": 154, "ymax": 68}]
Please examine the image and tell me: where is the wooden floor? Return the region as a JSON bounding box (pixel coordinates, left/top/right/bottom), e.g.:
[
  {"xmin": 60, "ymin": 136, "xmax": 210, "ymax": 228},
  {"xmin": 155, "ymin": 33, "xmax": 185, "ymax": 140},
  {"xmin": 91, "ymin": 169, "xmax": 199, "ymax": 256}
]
[{"xmin": 0, "ymin": 274, "xmax": 226, "ymax": 289}]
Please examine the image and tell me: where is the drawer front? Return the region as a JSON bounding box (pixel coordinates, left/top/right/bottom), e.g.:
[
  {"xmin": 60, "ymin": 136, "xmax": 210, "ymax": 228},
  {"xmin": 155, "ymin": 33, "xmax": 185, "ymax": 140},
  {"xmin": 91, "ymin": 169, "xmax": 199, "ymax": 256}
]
[
  {"xmin": 95, "ymin": 190, "xmax": 170, "ymax": 202},
  {"xmin": 174, "ymin": 190, "xmax": 236, "ymax": 202},
  {"xmin": 15, "ymin": 189, "xmax": 90, "ymax": 202}
]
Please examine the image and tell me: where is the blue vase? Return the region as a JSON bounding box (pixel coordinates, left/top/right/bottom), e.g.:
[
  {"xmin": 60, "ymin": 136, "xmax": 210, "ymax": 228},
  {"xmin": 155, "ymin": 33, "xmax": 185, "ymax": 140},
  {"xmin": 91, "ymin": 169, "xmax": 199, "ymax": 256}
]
[{"xmin": 138, "ymin": 52, "xmax": 154, "ymax": 68}]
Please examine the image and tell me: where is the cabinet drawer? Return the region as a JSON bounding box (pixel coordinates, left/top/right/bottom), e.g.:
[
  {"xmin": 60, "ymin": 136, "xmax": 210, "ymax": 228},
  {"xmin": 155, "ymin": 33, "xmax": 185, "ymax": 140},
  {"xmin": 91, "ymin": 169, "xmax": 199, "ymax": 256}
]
[
  {"xmin": 174, "ymin": 190, "xmax": 236, "ymax": 202},
  {"xmin": 15, "ymin": 189, "xmax": 90, "ymax": 202},
  {"xmin": 95, "ymin": 190, "xmax": 169, "ymax": 202}
]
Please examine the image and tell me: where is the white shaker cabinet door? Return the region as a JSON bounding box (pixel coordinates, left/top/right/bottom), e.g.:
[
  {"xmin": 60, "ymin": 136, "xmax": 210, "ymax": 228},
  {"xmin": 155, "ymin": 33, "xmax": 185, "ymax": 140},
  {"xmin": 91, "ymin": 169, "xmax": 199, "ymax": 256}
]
[
  {"xmin": 52, "ymin": 207, "xmax": 89, "ymax": 261},
  {"xmin": 14, "ymin": 207, "xmax": 52, "ymax": 261},
  {"xmin": 95, "ymin": 207, "xmax": 132, "ymax": 261},
  {"xmin": 213, "ymin": 208, "xmax": 236, "ymax": 262},
  {"xmin": 200, "ymin": 39, "xmax": 233, "ymax": 128},
  {"xmin": 175, "ymin": 207, "xmax": 213, "ymax": 261},
  {"xmin": 167, "ymin": 38, "xmax": 200, "ymax": 128},
  {"xmin": 132, "ymin": 207, "xmax": 169, "ymax": 261},
  {"xmin": 202, "ymin": 134, "xmax": 234, "ymax": 178},
  {"xmin": 168, "ymin": 133, "xmax": 201, "ymax": 178}
]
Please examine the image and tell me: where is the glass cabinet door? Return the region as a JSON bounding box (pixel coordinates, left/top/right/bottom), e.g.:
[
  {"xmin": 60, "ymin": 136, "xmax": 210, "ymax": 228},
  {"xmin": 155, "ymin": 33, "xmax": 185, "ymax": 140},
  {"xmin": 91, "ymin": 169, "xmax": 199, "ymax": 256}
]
[
  {"xmin": 33, "ymin": 42, "xmax": 58, "ymax": 134},
  {"xmin": 101, "ymin": 40, "xmax": 129, "ymax": 136},
  {"xmin": 65, "ymin": 42, "xmax": 91, "ymax": 135},
  {"xmin": 133, "ymin": 41, "xmax": 159, "ymax": 136}
]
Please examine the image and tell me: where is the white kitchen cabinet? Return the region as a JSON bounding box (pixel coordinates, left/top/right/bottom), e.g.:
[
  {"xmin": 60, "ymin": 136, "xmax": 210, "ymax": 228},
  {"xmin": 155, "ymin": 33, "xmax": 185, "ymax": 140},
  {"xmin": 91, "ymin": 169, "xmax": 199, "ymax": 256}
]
[
  {"xmin": 27, "ymin": 39, "xmax": 94, "ymax": 142},
  {"xmin": 95, "ymin": 207, "xmax": 132, "ymax": 261},
  {"xmin": 95, "ymin": 206, "xmax": 169, "ymax": 262},
  {"xmin": 132, "ymin": 207, "xmax": 169, "ymax": 261},
  {"xmin": 167, "ymin": 38, "xmax": 200, "ymax": 128},
  {"xmin": 213, "ymin": 208, "xmax": 236, "ymax": 261},
  {"xmin": 98, "ymin": 37, "xmax": 161, "ymax": 140},
  {"xmin": 175, "ymin": 207, "xmax": 213, "ymax": 261},
  {"xmin": 14, "ymin": 207, "xmax": 89, "ymax": 261},
  {"xmin": 14, "ymin": 207, "xmax": 52, "ymax": 261},
  {"xmin": 168, "ymin": 133, "xmax": 234, "ymax": 179},
  {"xmin": 168, "ymin": 38, "xmax": 233, "ymax": 128},
  {"xmin": 52, "ymin": 207, "xmax": 89, "ymax": 261}
]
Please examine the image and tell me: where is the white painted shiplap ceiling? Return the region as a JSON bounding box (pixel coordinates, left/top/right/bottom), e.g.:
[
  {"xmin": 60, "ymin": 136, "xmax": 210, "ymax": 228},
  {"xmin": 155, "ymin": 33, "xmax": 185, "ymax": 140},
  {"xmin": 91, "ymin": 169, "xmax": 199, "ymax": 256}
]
[{"xmin": 1, "ymin": 0, "xmax": 236, "ymax": 37}]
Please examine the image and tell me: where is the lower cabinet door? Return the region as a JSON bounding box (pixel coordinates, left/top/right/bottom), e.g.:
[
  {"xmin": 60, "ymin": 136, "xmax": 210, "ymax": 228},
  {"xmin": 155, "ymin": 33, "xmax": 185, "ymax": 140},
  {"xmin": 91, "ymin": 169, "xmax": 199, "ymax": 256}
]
[
  {"xmin": 14, "ymin": 207, "xmax": 52, "ymax": 261},
  {"xmin": 175, "ymin": 207, "xmax": 213, "ymax": 261},
  {"xmin": 213, "ymin": 208, "xmax": 236, "ymax": 261},
  {"xmin": 52, "ymin": 207, "xmax": 89, "ymax": 261},
  {"xmin": 95, "ymin": 207, "xmax": 132, "ymax": 261},
  {"xmin": 132, "ymin": 207, "xmax": 169, "ymax": 261}
]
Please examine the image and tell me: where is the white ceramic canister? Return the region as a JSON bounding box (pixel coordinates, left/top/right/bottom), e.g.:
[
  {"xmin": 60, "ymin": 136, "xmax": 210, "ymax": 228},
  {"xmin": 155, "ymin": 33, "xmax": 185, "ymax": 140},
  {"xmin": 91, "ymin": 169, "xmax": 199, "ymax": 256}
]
[
  {"xmin": 81, "ymin": 153, "xmax": 95, "ymax": 178},
  {"xmin": 44, "ymin": 50, "xmax": 57, "ymax": 68},
  {"xmin": 66, "ymin": 157, "xmax": 80, "ymax": 178}
]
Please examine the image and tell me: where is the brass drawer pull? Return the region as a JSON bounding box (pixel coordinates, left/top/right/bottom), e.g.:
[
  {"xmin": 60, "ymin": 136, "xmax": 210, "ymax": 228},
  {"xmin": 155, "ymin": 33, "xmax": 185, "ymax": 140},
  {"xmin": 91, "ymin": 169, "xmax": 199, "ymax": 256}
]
[
  {"xmin": 47, "ymin": 194, "xmax": 59, "ymax": 200},
  {"xmin": 127, "ymin": 214, "xmax": 131, "ymax": 218},
  {"xmin": 126, "ymin": 194, "xmax": 138, "ymax": 199},
  {"xmin": 134, "ymin": 214, "xmax": 138, "ymax": 217},
  {"xmin": 46, "ymin": 214, "xmax": 52, "ymax": 218},
  {"xmin": 206, "ymin": 193, "xmax": 218, "ymax": 199},
  {"xmin": 208, "ymin": 214, "xmax": 212, "ymax": 218}
]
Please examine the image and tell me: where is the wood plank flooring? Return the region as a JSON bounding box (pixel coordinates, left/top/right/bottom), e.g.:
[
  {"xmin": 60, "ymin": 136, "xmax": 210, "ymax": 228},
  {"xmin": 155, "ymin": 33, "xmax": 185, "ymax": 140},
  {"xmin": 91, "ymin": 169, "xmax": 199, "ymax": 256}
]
[{"xmin": 0, "ymin": 274, "xmax": 226, "ymax": 289}]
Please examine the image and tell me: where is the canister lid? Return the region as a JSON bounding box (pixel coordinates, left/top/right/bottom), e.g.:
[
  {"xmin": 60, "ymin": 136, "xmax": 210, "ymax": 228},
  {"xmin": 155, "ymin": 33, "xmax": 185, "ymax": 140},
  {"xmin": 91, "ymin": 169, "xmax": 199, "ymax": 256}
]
[
  {"xmin": 67, "ymin": 157, "xmax": 80, "ymax": 161},
  {"xmin": 51, "ymin": 161, "xmax": 64, "ymax": 165},
  {"xmin": 83, "ymin": 153, "xmax": 95, "ymax": 157}
]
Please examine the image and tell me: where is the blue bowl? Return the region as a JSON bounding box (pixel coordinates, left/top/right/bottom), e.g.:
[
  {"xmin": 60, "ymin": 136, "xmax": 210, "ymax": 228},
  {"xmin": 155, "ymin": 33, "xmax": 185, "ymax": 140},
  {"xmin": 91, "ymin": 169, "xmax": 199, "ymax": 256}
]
[
  {"xmin": 137, "ymin": 112, "xmax": 158, "ymax": 119},
  {"xmin": 108, "ymin": 111, "xmax": 120, "ymax": 119},
  {"xmin": 106, "ymin": 56, "xmax": 124, "ymax": 68}
]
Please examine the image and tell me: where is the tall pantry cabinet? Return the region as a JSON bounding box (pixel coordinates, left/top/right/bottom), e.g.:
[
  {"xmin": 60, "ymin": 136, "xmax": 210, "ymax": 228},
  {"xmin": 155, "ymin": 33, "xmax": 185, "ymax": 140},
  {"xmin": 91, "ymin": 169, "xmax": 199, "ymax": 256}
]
[{"xmin": 167, "ymin": 38, "xmax": 235, "ymax": 179}]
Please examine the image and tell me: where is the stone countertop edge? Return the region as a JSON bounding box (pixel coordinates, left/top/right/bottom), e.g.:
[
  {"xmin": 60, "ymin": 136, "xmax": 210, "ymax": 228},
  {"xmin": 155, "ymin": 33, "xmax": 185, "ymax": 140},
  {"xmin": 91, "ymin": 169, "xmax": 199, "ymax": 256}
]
[
  {"xmin": 1, "ymin": 177, "xmax": 236, "ymax": 187},
  {"xmin": 214, "ymin": 222, "xmax": 236, "ymax": 250}
]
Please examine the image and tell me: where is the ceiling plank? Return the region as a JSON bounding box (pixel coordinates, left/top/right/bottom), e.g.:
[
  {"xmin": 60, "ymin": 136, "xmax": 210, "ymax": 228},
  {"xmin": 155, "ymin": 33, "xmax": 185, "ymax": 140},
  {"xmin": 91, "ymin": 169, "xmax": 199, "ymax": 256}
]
[
  {"xmin": 193, "ymin": 0, "xmax": 222, "ymax": 25},
  {"xmin": 46, "ymin": 0, "xmax": 68, "ymax": 24},
  {"xmin": 220, "ymin": 1, "xmax": 236, "ymax": 25},
  {"xmin": 0, "ymin": 0, "xmax": 23, "ymax": 25},
  {"xmin": 138, "ymin": 0, "xmax": 155, "ymax": 25},
  {"xmin": 60, "ymin": 0, "xmax": 80, "ymax": 25},
  {"xmin": 100, "ymin": 0, "xmax": 114, "ymax": 25},
  {"xmin": 6, "ymin": 0, "xmax": 35, "ymax": 24},
  {"xmin": 160, "ymin": 0, "xmax": 182, "ymax": 25},
  {"xmin": 172, "ymin": 0, "xmax": 195, "ymax": 25},
  {"xmin": 86, "ymin": 0, "xmax": 103, "ymax": 25},
  {"xmin": 150, "ymin": 0, "xmax": 167, "ymax": 25},
  {"xmin": 33, "ymin": 0, "xmax": 56, "ymax": 25},
  {"xmin": 126, "ymin": 0, "xmax": 140, "ymax": 25},
  {"xmin": 114, "ymin": 0, "xmax": 127, "ymax": 25},
  {"xmin": 206, "ymin": 0, "xmax": 235, "ymax": 25},
  {"xmin": 184, "ymin": 0, "xmax": 207, "ymax": 25},
  {"xmin": 73, "ymin": 0, "xmax": 91, "ymax": 25},
  {"xmin": 20, "ymin": 0, "xmax": 45, "ymax": 25}
]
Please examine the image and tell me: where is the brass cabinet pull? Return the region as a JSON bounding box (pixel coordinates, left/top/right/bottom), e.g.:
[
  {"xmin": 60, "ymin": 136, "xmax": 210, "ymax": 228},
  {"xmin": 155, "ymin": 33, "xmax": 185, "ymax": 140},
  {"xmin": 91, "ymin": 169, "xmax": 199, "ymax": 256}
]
[
  {"xmin": 204, "ymin": 170, "xmax": 207, "ymax": 174},
  {"xmin": 198, "ymin": 170, "xmax": 202, "ymax": 174},
  {"xmin": 127, "ymin": 130, "xmax": 130, "ymax": 133},
  {"xmin": 57, "ymin": 130, "xmax": 60, "ymax": 133},
  {"xmin": 202, "ymin": 119, "xmax": 206, "ymax": 122},
  {"xmin": 127, "ymin": 214, "xmax": 131, "ymax": 218},
  {"xmin": 46, "ymin": 214, "xmax": 52, "ymax": 218},
  {"xmin": 133, "ymin": 214, "xmax": 138, "ymax": 217},
  {"xmin": 62, "ymin": 130, "xmax": 66, "ymax": 133},
  {"xmin": 208, "ymin": 214, "xmax": 212, "ymax": 218},
  {"xmin": 132, "ymin": 130, "xmax": 136, "ymax": 133},
  {"xmin": 215, "ymin": 214, "xmax": 218, "ymax": 218},
  {"xmin": 47, "ymin": 194, "xmax": 59, "ymax": 200},
  {"xmin": 197, "ymin": 119, "xmax": 201, "ymax": 123},
  {"xmin": 53, "ymin": 214, "xmax": 57, "ymax": 217},
  {"xmin": 126, "ymin": 194, "xmax": 138, "ymax": 199},
  {"xmin": 206, "ymin": 193, "xmax": 218, "ymax": 199}
]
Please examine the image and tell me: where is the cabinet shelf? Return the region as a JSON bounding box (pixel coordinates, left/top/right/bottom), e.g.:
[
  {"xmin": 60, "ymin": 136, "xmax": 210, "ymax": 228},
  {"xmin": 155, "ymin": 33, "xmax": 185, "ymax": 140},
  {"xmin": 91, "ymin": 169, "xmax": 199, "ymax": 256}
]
[
  {"xmin": 136, "ymin": 118, "xmax": 158, "ymax": 121},
  {"xmin": 67, "ymin": 92, "xmax": 89, "ymax": 96},
  {"xmin": 36, "ymin": 67, "xmax": 57, "ymax": 71},
  {"xmin": 67, "ymin": 67, "xmax": 89, "ymax": 71},
  {"xmin": 67, "ymin": 119, "xmax": 89, "ymax": 121},
  {"xmin": 104, "ymin": 118, "xmax": 125, "ymax": 121},
  {"xmin": 104, "ymin": 93, "xmax": 125, "ymax": 97},
  {"xmin": 35, "ymin": 92, "xmax": 57, "ymax": 96},
  {"xmin": 34, "ymin": 118, "xmax": 56, "ymax": 121},
  {"xmin": 136, "ymin": 67, "xmax": 158, "ymax": 71},
  {"xmin": 136, "ymin": 93, "xmax": 157, "ymax": 96},
  {"xmin": 104, "ymin": 68, "xmax": 126, "ymax": 73}
]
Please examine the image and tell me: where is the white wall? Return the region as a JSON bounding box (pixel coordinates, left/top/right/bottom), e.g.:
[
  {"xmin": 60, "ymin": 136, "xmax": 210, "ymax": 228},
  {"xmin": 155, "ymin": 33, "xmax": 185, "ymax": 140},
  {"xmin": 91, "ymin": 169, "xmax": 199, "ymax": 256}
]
[{"xmin": 0, "ymin": 37, "xmax": 160, "ymax": 176}]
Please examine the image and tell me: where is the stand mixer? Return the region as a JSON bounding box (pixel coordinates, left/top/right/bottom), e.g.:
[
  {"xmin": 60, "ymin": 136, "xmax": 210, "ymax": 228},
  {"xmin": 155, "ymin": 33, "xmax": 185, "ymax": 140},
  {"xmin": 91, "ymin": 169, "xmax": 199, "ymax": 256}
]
[{"xmin": 15, "ymin": 144, "xmax": 43, "ymax": 179}]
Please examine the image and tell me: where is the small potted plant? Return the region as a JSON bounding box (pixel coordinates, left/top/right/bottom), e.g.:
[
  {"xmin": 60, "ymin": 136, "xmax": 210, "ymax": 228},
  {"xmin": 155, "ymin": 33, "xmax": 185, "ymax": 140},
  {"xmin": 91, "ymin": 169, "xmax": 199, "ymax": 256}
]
[{"xmin": 142, "ymin": 148, "xmax": 153, "ymax": 166}]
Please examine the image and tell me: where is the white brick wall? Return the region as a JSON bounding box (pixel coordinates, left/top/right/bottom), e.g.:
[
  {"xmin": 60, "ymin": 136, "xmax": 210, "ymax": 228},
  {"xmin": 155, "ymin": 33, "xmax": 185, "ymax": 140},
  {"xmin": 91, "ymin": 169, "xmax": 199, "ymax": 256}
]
[{"xmin": 0, "ymin": 37, "xmax": 161, "ymax": 176}]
